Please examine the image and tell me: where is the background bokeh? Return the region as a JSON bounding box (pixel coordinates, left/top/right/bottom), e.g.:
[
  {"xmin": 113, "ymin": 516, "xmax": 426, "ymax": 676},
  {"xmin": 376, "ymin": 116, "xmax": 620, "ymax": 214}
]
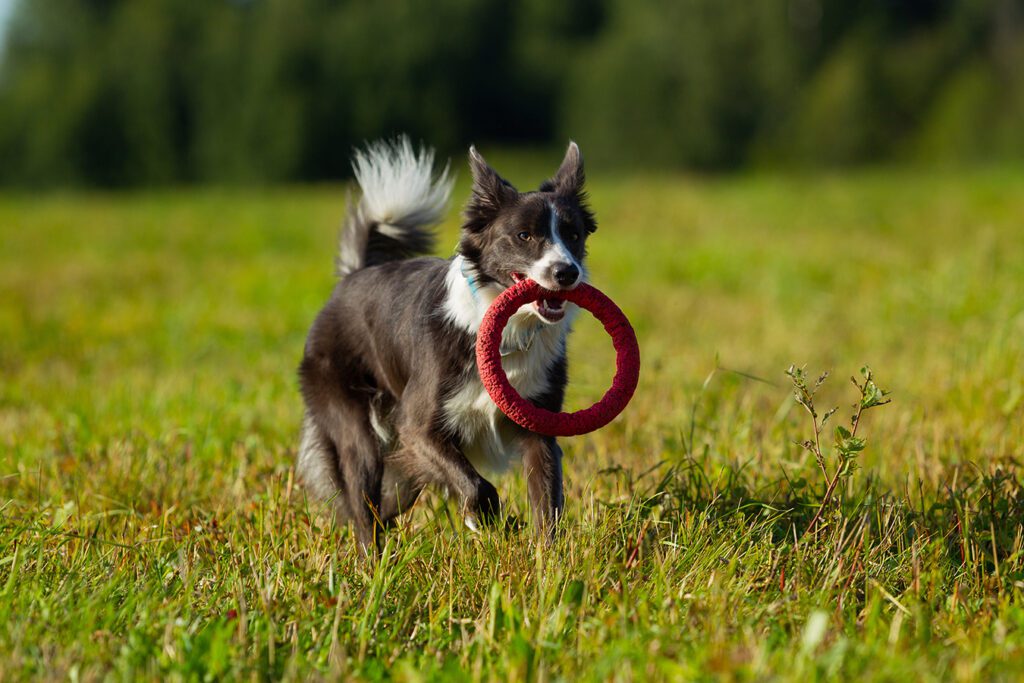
[{"xmin": 0, "ymin": 0, "xmax": 1022, "ymax": 187}]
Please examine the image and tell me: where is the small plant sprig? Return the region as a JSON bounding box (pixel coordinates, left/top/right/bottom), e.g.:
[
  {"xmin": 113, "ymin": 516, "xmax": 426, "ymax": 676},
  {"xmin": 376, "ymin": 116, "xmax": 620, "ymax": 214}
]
[{"xmin": 786, "ymin": 365, "xmax": 891, "ymax": 539}]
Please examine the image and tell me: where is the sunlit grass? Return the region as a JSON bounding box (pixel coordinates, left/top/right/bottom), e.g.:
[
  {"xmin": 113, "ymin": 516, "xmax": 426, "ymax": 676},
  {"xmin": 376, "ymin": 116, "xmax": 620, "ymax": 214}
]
[{"xmin": 1, "ymin": 167, "xmax": 1023, "ymax": 680}]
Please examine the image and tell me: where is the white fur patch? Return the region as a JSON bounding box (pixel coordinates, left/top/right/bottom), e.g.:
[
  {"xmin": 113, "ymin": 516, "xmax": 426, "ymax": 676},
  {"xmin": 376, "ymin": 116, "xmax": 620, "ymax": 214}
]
[
  {"xmin": 442, "ymin": 256, "xmax": 495, "ymax": 334},
  {"xmin": 441, "ymin": 344, "xmax": 560, "ymax": 473},
  {"xmin": 368, "ymin": 400, "xmax": 394, "ymax": 445},
  {"xmin": 296, "ymin": 413, "xmax": 340, "ymax": 503},
  {"xmin": 351, "ymin": 136, "xmax": 453, "ymax": 231},
  {"xmin": 443, "ymin": 256, "xmax": 577, "ymax": 336}
]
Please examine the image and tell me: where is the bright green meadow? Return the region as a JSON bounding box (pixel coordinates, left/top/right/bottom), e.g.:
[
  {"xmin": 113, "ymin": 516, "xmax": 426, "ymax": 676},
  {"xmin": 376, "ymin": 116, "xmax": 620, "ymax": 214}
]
[{"xmin": 1, "ymin": 166, "xmax": 1023, "ymax": 680}]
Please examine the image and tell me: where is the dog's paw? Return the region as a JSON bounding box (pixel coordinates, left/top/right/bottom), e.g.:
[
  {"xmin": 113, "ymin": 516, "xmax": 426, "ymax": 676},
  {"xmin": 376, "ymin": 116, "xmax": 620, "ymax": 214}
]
[
  {"xmin": 464, "ymin": 514, "xmax": 482, "ymax": 534},
  {"xmin": 464, "ymin": 481, "xmax": 502, "ymax": 533},
  {"xmin": 463, "ymin": 511, "xmax": 525, "ymax": 535},
  {"xmin": 503, "ymin": 514, "xmax": 527, "ymax": 533}
]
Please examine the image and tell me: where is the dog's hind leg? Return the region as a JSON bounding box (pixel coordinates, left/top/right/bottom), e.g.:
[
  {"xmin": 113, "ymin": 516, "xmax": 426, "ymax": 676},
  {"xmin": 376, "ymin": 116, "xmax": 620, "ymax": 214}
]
[
  {"xmin": 297, "ymin": 412, "xmax": 348, "ymax": 523},
  {"xmin": 305, "ymin": 398, "xmax": 387, "ymax": 555},
  {"xmin": 334, "ymin": 406, "xmax": 386, "ymax": 554}
]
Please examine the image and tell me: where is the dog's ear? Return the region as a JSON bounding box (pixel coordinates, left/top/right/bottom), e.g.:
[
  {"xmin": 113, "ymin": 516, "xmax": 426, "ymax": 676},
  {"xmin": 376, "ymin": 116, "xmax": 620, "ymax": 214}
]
[
  {"xmin": 542, "ymin": 141, "xmax": 597, "ymax": 233},
  {"xmin": 465, "ymin": 146, "xmax": 518, "ymax": 231},
  {"xmin": 540, "ymin": 141, "xmax": 584, "ymax": 196},
  {"xmin": 547, "ymin": 141, "xmax": 585, "ymax": 197}
]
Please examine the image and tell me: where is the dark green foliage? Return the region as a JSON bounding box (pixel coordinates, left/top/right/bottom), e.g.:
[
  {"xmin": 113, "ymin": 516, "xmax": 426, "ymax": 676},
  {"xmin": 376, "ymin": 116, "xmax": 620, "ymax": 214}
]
[
  {"xmin": 0, "ymin": 0, "xmax": 582, "ymax": 185},
  {"xmin": 0, "ymin": 0, "xmax": 1022, "ymax": 185},
  {"xmin": 565, "ymin": 0, "xmax": 801, "ymax": 169}
]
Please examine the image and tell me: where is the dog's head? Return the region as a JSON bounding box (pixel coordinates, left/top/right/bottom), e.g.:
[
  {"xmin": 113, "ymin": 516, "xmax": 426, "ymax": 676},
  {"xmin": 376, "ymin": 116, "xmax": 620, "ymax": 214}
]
[{"xmin": 459, "ymin": 142, "xmax": 597, "ymax": 323}]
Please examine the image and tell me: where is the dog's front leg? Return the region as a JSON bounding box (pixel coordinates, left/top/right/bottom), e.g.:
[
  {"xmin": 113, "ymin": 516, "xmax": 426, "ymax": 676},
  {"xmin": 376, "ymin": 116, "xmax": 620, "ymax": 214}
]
[
  {"xmin": 395, "ymin": 425, "xmax": 501, "ymax": 531},
  {"xmin": 522, "ymin": 435, "xmax": 564, "ymax": 538}
]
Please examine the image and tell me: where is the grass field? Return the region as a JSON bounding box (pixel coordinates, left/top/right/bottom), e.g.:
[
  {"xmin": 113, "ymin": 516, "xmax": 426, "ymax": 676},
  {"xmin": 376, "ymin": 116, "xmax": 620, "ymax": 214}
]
[{"xmin": 2, "ymin": 166, "xmax": 1024, "ymax": 680}]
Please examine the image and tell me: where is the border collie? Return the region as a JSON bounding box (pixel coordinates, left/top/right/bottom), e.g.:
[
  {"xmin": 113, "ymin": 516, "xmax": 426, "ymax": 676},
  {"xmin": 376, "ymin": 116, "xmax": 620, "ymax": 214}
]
[{"xmin": 297, "ymin": 137, "xmax": 596, "ymax": 553}]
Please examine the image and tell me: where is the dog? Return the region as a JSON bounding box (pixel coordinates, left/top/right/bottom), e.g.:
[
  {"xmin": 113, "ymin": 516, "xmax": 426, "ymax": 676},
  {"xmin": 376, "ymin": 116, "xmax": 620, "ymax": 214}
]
[{"xmin": 297, "ymin": 137, "xmax": 597, "ymax": 553}]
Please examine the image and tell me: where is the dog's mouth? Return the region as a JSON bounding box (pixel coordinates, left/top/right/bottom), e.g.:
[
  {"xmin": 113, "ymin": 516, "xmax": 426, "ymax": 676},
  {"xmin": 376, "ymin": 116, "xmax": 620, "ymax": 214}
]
[
  {"xmin": 511, "ymin": 272, "xmax": 566, "ymax": 323},
  {"xmin": 534, "ymin": 298, "xmax": 566, "ymax": 322}
]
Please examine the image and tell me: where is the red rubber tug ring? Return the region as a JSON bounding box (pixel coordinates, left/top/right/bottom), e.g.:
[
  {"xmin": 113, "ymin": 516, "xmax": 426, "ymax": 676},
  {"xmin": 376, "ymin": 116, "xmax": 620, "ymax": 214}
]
[{"xmin": 476, "ymin": 279, "xmax": 640, "ymax": 437}]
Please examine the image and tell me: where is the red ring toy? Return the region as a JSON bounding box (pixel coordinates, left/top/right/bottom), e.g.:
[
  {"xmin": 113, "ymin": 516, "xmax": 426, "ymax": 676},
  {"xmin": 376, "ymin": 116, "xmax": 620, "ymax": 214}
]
[{"xmin": 476, "ymin": 279, "xmax": 640, "ymax": 437}]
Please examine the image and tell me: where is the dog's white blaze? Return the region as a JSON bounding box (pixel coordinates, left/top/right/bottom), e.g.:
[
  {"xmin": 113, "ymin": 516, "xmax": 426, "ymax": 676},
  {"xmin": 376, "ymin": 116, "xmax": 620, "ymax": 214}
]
[
  {"xmin": 526, "ymin": 202, "xmax": 582, "ymax": 287},
  {"xmin": 441, "ymin": 256, "xmax": 571, "ymax": 473},
  {"xmin": 548, "ymin": 201, "xmax": 582, "ymax": 270}
]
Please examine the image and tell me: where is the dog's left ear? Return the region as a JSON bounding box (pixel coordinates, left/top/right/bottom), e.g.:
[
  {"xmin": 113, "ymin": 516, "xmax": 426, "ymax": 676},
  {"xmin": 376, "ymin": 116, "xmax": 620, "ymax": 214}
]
[
  {"xmin": 553, "ymin": 141, "xmax": 584, "ymax": 196},
  {"xmin": 541, "ymin": 141, "xmax": 585, "ymax": 197},
  {"xmin": 543, "ymin": 141, "xmax": 597, "ymax": 233}
]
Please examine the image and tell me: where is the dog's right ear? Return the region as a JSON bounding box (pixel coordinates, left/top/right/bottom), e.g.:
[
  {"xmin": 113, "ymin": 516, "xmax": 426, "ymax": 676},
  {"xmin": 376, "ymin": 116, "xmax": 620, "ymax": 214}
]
[{"xmin": 465, "ymin": 146, "xmax": 518, "ymax": 231}]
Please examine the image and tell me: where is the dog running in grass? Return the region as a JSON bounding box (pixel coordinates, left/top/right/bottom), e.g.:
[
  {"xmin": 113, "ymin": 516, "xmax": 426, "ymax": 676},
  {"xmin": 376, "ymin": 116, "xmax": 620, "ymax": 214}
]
[{"xmin": 297, "ymin": 137, "xmax": 597, "ymax": 553}]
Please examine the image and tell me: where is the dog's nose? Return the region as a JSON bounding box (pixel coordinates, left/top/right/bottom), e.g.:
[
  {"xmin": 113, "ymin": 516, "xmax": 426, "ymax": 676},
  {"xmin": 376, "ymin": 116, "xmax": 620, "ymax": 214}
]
[{"xmin": 553, "ymin": 263, "xmax": 580, "ymax": 288}]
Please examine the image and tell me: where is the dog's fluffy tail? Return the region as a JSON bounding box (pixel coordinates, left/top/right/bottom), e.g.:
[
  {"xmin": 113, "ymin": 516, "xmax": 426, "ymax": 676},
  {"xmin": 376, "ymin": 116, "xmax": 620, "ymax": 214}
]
[{"xmin": 336, "ymin": 136, "xmax": 453, "ymax": 277}]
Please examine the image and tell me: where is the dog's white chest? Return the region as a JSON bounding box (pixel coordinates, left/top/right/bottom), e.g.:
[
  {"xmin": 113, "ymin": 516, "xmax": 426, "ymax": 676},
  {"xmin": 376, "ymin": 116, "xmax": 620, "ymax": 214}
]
[
  {"xmin": 440, "ymin": 256, "xmax": 573, "ymax": 472},
  {"xmin": 442, "ymin": 321, "xmax": 565, "ymax": 472}
]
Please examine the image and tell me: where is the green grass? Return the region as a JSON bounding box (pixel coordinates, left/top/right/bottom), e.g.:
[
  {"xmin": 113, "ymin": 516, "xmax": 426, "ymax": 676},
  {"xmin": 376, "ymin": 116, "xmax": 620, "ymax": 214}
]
[{"xmin": 2, "ymin": 166, "xmax": 1024, "ymax": 681}]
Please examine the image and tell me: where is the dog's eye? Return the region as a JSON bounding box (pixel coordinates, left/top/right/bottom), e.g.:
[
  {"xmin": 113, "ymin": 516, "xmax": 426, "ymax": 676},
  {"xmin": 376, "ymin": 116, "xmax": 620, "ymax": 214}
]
[
  {"xmin": 517, "ymin": 231, "xmax": 531, "ymax": 241},
  {"xmin": 570, "ymin": 232, "xmax": 580, "ymax": 241}
]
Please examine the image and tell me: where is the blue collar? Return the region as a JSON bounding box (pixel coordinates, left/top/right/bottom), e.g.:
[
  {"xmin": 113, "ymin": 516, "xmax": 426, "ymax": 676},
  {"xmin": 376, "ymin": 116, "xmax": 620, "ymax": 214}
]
[{"xmin": 459, "ymin": 256, "xmax": 480, "ymax": 299}]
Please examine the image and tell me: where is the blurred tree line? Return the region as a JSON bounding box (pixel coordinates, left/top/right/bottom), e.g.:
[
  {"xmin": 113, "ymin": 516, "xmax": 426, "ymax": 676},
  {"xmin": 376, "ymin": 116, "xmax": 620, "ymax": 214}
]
[{"xmin": 0, "ymin": 0, "xmax": 1021, "ymax": 186}]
